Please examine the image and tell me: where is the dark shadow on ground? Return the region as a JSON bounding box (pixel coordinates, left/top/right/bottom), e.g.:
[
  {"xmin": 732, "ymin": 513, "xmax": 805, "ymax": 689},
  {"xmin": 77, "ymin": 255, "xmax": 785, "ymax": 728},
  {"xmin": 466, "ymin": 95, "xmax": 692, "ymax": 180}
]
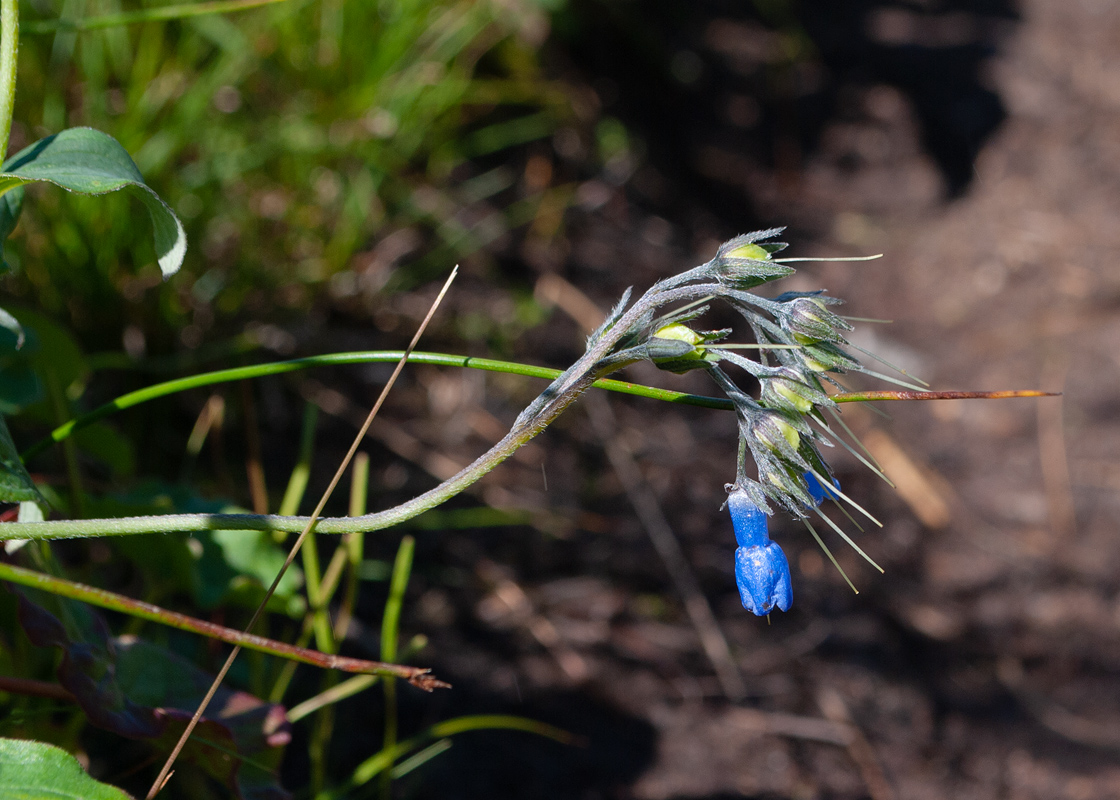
[{"xmin": 551, "ymin": 0, "xmax": 1015, "ymax": 219}]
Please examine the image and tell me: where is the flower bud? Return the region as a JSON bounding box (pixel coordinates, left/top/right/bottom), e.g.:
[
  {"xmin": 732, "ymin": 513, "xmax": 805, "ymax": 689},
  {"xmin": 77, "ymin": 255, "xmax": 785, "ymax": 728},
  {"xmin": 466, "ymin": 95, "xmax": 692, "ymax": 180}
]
[
  {"xmin": 760, "ymin": 369, "xmax": 831, "ymax": 414},
  {"xmin": 725, "ymin": 243, "xmax": 772, "ymax": 261},
  {"xmin": 728, "ymin": 488, "xmax": 768, "ymax": 548},
  {"xmin": 793, "ymin": 341, "xmax": 861, "ymax": 373},
  {"xmin": 713, "ymin": 235, "xmax": 793, "ymax": 289},
  {"xmin": 652, "ymin": 322, "xmax": 703, "ymax": 349},
  {"xmin": 748, "ymin": 410, "xmax": 802, "ymax": 459},
  {"xmin": 647, "ymin": 323, "xmax": 726, "ymax": 373},
  {"xmin": 727, "ymin": 487, "xmax": 793, "ymax": 615},
  {"xmin": 782, "ymin": 297, "xmax": 850, "ymax": 344}
]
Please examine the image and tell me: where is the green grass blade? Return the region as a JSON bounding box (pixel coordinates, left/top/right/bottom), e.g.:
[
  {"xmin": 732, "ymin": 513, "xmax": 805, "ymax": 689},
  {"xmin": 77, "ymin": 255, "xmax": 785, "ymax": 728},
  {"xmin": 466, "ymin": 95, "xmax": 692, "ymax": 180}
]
[
  {"xmin": 346, "ymin": 714, "xmax": 572, "ymax": 792},
  {"xmin": 21, "ymin": 350, "xmax": 735, "ymax": 461},
  {"xmin": 287, "ymin": 674, "xmax": 378, "ymax": 723},
  {"xmin": 428, "ymin": 714, "xmax": 573, "ymax": 743},
  {"xmin": 381, "ymin": 536, "xmax": 415, "ymax": 664},
  {"xmin": 389, "ymin": 738, "xmax": 453, "ymax": 779},
  {"xmin": 380, "ymin": 535, "xmax": 415, "ymax": 797},
  {"xmin": 278, "ymin": 402, "xmax": 318, "ymax": 517}
]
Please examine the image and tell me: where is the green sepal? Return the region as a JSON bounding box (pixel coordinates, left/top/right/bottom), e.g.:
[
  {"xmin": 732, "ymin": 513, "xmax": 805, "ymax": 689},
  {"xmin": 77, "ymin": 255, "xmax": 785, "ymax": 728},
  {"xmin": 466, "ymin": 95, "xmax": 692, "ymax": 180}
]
[{"xmin": 796, "ymin": 341, "xmax": 862, "ymax": 373}]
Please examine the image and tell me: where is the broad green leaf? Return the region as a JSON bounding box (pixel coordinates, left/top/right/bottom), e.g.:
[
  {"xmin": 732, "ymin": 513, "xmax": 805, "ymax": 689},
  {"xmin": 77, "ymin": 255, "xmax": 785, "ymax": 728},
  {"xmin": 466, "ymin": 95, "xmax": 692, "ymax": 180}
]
[
  {"xmin": 0, "ymin": 738, "xmax": 133, "ymax": 800},
  {"xmin": 0, "ymin": 413, "xmax": 43, "ymax": 503},
  {"xmin": 0, "ymin": 128, "xmax": 185, "ymax": 277}
]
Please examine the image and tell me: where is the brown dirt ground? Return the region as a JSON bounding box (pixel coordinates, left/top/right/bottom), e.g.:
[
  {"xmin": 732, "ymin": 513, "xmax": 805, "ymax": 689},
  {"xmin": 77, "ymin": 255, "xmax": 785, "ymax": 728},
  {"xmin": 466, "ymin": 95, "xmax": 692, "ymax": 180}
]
[{"xmin": 274, "ymin": 2, "xmax": 1120, "ymax": 798}]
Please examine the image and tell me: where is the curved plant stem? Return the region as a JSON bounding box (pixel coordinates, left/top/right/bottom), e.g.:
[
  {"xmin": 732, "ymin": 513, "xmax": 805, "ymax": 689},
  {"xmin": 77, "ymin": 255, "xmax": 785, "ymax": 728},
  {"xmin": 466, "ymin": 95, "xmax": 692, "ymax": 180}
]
[
  {"xmin": 3, "ymin": 352, "xmax": 1053, "ymax": 541},
  {"xmin": 0, "ymin": 0, "xmax": 18, "ymax": 162},
  {"xmin": 21, "ymin": 351, "xmax": 736, "ymax": 461},
  {"xmin": 6, "ymin": 282, "xmax": 727, "ymax": 541},
  {"xmin": 346, "ymin": 714, "xmax": 573, "ymax": 793}
]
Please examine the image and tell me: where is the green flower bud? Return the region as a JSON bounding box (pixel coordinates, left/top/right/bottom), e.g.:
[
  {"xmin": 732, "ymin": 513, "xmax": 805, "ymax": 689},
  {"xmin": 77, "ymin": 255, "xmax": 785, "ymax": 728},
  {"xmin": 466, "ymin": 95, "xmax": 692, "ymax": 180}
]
[
  {"xmin": 760, "ymin": 369, "xmax": 832, "ymax": 414},
  {"xmin": 774, "ymin": 382, "xmax": 813, "ymax": 412},
  {"xmin": 713, "ymin": 233, "xmax": 794, "ymax": 289},
  {"xmin": 653, "ymin": 322, "xmax": 704, "ymax": 347},
  {"xmin": 783, "ymin": 297, "xmax": 851, "ymax": 344},
  {"xmin": 747, "ymin": 409, "xmax": 805, "ymax": 462},
  {"xmin": 794, "ymin": 341, "xmax": 861, "ymax": 373},
  {"xmin": 647, "ymin": 323, "xmax": 725, "ymax": 374},
  {"xmin": 725, "ymin": 243, "xmax": 772, "ymax": 261},
  {"xmin": 774, "ymin": 417, "xmax": 800, "ymax": 450}
]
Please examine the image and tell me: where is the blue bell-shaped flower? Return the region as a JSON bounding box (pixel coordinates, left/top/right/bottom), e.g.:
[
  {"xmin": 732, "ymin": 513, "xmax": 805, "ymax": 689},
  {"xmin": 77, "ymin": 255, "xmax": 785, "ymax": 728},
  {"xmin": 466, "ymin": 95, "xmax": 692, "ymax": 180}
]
[
  {"xmin": 728, "ymin": 489, "xmax": 793, "ymax": 615},
  {"xmin": 734, "ymin": 543, "xmax": 793, "ymax": 615}
]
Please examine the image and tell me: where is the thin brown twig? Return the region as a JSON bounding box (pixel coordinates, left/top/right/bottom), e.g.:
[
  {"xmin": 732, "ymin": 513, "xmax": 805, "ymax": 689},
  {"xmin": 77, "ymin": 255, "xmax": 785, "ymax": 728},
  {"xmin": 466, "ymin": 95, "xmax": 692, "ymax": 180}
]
[
  {"xmin": 146, "ymin": 267, "xmax": 458, "ymax": 799},
  {"xmin": 0, "ymin": 674, "xmax": 75, "ymax": 701},
  {"xmin": 0, "ymin": 560, "xmax": 433, "ymax": 681}
]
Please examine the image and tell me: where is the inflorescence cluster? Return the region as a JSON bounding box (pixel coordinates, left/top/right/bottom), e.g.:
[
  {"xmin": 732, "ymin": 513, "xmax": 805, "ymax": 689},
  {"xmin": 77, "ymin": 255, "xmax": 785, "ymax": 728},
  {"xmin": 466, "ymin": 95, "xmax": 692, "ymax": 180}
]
[
  {"xmin": 0, "ymin": 230, "xmax": 908, "ymax": 618},
  {"xmin": 584, "ymin": 229, "xmax": 903, "ymax": 615}
]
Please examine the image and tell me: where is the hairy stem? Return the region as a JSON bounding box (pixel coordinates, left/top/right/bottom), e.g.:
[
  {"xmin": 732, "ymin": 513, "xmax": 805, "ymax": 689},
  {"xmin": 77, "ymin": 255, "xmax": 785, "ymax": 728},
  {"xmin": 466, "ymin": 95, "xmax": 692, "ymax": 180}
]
[
  {"xmin": 0, "ymin": 0, "xmax": 17, "ymax": 163},
  {"xmin": 21, "ymin": 350, "xmax": 736, "ymax": 461},
  {"xmin": 4, "ymin": 283, "xmax": 720, "ymax": 541},
  {"xmin": 2, "ymin": 276, "xmax": 1052, "ymax": 543}
]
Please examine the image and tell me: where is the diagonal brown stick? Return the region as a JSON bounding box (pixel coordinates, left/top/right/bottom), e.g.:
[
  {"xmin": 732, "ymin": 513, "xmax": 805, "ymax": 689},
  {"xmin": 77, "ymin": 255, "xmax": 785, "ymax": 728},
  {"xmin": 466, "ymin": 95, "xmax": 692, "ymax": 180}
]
[
  {"xmin": 0, "ymin": 560, "xmax": 441, "ymax": 685},
  {"xmin": 147, "ymin": 267, "xmax": 458, "ymax": 799}
]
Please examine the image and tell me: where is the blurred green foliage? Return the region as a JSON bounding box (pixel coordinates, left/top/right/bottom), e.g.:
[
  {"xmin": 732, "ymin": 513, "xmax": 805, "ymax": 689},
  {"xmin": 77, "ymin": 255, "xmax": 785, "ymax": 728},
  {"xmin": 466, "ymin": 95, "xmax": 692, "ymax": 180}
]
[{"xmin": 3, "ymin": 0, "xmax": 572, "ymax": 350}]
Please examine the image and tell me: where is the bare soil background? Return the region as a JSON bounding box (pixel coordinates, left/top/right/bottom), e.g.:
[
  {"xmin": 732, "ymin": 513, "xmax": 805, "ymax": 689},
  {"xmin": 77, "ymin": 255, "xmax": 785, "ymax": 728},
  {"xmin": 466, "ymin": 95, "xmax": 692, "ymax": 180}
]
[{"xmin": 264, "ymin": 1, "xmax": 1120, "ymax": 797}]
